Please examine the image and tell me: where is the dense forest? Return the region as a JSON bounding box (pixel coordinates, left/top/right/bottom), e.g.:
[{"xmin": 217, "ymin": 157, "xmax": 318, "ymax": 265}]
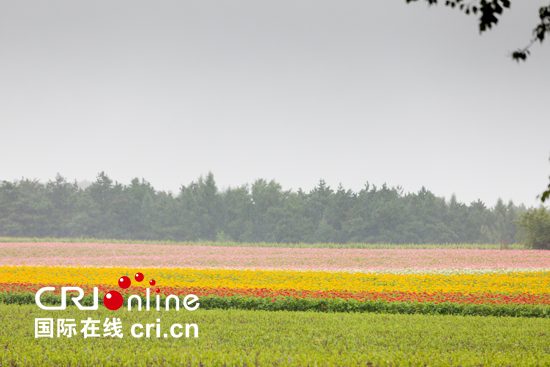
[{"xmin": 0, "ymin": 172, "xmax": 526, "ymax": 244}]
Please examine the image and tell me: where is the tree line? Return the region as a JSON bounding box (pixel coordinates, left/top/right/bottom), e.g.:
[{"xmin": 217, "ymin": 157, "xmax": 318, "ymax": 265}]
[{"xmin": 0, "ymin": 172, "xmax": 526, "ymax": 244}]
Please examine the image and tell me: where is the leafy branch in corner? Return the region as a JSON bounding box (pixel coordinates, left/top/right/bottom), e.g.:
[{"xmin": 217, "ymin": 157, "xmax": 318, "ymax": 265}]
[
  {"xmin": 539, "ymin": 157, "xmax": 550, "ymax": 204},
  {"xmin": 406, "ymin": 0, "xmax": 550, "ymax": 61}
]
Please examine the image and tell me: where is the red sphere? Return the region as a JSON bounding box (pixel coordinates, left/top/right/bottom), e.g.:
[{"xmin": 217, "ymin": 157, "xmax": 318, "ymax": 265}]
[
  {"xmin": 135, "ymin": 272, "xmax": 144, "ymax": 282},
  {"xmin": 155, "ymin": 288, "xmax": 160, "ymax": 293},
  {"xmin": 149, "ymin": 279, "xmax": 156, "ymax": 286},
  {"xmin": 118, "ymin": 276, "xmax": 131, "ymax": 289},
  {"xmin": 104, "ymin": 291, "xmax": 123, "ymax": 311}
]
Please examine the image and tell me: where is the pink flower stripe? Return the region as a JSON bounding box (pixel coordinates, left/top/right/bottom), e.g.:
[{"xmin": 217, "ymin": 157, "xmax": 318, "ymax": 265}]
[{"xmin": 1, "ymin": 242, "xmax": 549, "ymax": 271}]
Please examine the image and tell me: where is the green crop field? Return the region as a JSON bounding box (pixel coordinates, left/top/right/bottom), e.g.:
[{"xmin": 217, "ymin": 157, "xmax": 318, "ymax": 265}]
[{"xmin": 2, "ymin": 304, "xmax": 550, "ymax": 366}]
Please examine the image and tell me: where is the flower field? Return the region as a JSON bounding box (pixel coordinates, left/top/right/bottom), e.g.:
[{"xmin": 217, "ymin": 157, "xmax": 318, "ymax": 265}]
[
  {"xmin": 1, "ymin": 241, "xmax": 548, "ymax": 270},
  {"xmin": 4, "ymin": 281, "xmax": 550, "ymax": 307},
  {"xmin": 2, "ymin": 265, "xmax": 550, "ymax": 295},
  {"xmin": 2, "ymin": 242, "xmax": 550, "ymax": 313},
  {"xmin": 3, "ymin": 241, "xmax": 550, "ymax": 366}
]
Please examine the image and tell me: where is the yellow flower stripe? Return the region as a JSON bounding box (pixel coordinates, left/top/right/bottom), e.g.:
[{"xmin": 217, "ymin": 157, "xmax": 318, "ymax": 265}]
[{"xmin": 1, "ymin": 266, "xmax": 550, "ymax": 294}]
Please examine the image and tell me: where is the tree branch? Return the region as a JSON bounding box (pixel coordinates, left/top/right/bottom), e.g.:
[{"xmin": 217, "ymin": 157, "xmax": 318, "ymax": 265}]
[{"xmin": 406, "ymin": 0, "xmax": 550, "ymax": 61}]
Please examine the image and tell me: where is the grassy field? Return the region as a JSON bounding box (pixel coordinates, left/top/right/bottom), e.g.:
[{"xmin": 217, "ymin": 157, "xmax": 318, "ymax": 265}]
[
  {"xmin": 0, "ymin": 237, "xmax": 524, "ymax": 249},
  {"xmin": 2, "ymin": 304, "xmax": 550, "ymax": 366}
]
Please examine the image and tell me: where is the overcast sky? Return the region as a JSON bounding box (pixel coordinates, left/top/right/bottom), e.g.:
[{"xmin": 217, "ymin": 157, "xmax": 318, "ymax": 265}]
[{"xmin": 1, "ymin": 0, "xmax": 549, "ymax": 207}]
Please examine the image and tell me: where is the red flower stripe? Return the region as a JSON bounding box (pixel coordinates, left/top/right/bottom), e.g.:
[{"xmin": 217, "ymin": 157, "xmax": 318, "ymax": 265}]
[{"xmin": 2, "ymin": 282, "xmax": 550, "ymax": 306}]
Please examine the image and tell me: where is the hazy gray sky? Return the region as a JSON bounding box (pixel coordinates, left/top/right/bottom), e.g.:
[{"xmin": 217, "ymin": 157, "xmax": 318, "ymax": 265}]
[{"xmin": 1, "ymin": 0, "xmax": 549, "ymax": 207}]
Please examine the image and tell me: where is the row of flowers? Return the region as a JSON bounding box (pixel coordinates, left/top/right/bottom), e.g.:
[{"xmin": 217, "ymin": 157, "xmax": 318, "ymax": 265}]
[
  {"xmin": 3, "ymin": 242, "xmax": 550, "ymax": 270},
  {"xmin": 3, "ymin": 282, "xmax": 550, "ymax": 306},
  {"xmin": 2, "ymin": 265, "xmax": 550, "ymax": 294}
]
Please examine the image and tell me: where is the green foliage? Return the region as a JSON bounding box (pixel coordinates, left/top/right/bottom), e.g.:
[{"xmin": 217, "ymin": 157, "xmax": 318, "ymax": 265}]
[
  {"xmin": 542, "ymin": 183, "xmax": 550, "ymax": 203},
  {"xmin": 0, "ymin": 172, "xmax": 526, "ymax": 245},
  {"xmin": 517, "ymin": 207, "xmax": 550, "ymax": 249},
  {"xmin": 2, "ymin": 292, "xmax": 548, "ymax": 318},
  {"xmin": 3, "ymin": 304, "xmax": 550, "ymax": 366}
]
